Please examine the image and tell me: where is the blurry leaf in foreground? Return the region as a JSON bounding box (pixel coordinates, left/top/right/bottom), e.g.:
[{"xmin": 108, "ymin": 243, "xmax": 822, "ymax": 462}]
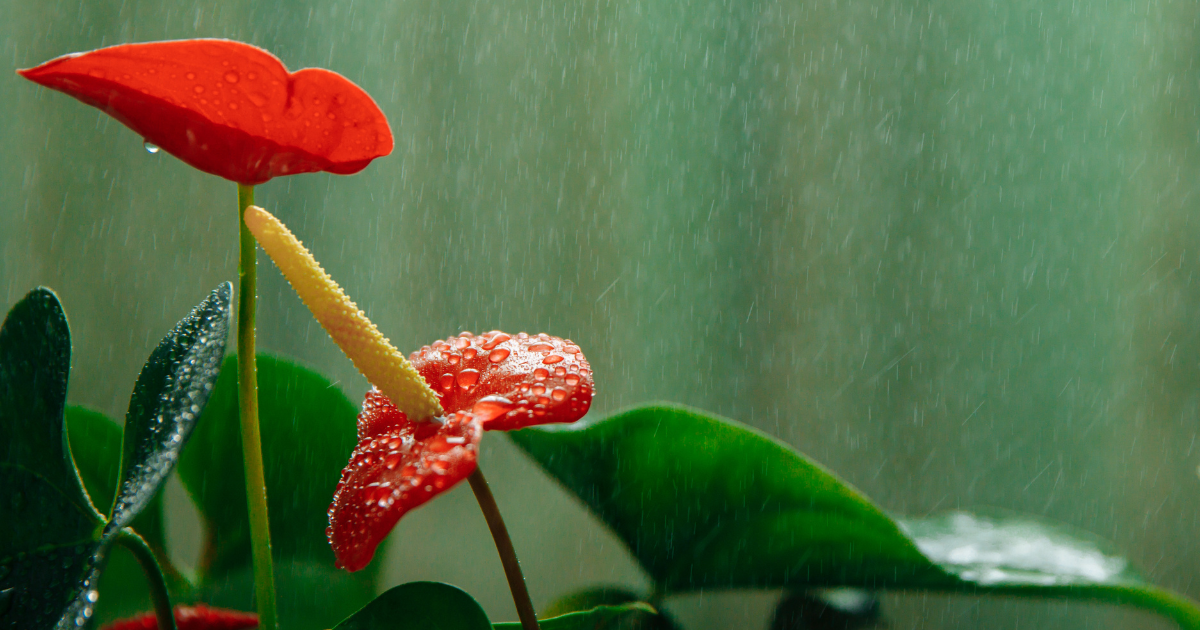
[
  {"xmin": 332, "ymin": 582, "xmax": 490, "ymax": 630},
  {"xmin": 542, "ymin": 587, "xmax": 679, "ymax": 630},
  {"xmin": 770, "ymin": 589, "xmax": 881, "ymax": 630},
  {"xmin": 512, "ymin": 403, "xmax": 1200, "ymax": 629}
]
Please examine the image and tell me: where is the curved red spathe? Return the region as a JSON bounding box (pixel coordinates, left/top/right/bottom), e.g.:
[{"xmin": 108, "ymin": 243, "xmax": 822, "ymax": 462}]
[
  {"xmin": 327, "ymin": 331, "xmax": 594, "ymax": 571},
  {"xmin": 17, "ymin": 39, "xmax": 393, "ymax": 185}
]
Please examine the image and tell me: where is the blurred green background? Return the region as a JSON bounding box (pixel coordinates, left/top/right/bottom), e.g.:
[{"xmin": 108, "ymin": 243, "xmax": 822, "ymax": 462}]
[{"xmin": 2, "ymin": 0, "xmax": 1198, "ymax": 627}]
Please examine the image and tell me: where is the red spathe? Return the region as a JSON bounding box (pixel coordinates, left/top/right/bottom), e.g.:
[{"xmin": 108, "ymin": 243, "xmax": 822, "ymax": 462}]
[{"xmin": 18, "ymin": 39, "xmax": 393, "ymax": 185}]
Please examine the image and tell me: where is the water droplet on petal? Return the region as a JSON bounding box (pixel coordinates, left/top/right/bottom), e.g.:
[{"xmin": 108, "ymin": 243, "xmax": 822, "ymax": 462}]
[
  {"xmin": 534, "ymin": 368, "xmax": 549, "ymax": 381},
  {"xmin": 488, "ymin": 348, "xmax": 511, "ymax": 363},
  {"xmin": 224, "ymin": 71, "xmax": 240, "ymax": 83},
  {"xmin": 566, "ymin": 374, "xmax": 580, "ymax": 386},
  {"xmin": 457, "ymin": 369, "xmax": 480, "ymax": 389},
  {"xmin": 551, "ymin": 388, "xmax": 568, "ymax": 401},
  {"xmin": 439, "ymin": 373, "xmax": 454, "ymax": 391},
  {"xmin": 528, "ymin": 343, "xmax": 554, "ymax": 353},
  {"xmin": 472, "ymin": 395, "xmax": 514, "ymax": 421},
  {"xmin": 143, "ymin": 141, "xmax": 160, "ymax": 154}
]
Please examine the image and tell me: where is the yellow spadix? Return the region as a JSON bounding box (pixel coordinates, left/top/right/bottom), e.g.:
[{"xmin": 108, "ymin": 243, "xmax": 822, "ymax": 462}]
[{"xmin": 243, "ymin": 205, "xmax": 443, "ymax": 422}]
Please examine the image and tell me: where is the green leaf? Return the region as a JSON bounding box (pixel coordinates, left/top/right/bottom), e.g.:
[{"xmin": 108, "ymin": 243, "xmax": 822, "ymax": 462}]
[
  {"xmin": 199, "ymin": 558, "xmax": 376, "ymax": 630},
  {"xmin": 65, "ymin": 406, "xmax": 187, "ymax": 627},
  {"xmin": 511, "ymin": 404, "xmax": 940, "ymax": 591},
  {"xmin": 512, "ymin": 403, "xmax": 1200, "ymax": 629},
  {"xmin": 177, "ymin": 353, "xmax": 369, "ymax": 614},
  {"xmin": 900, "ymin": 511, "xmax": 1200, "ymax": 628},
  {"xmin": 541, "ymin": 588, "xmax": 679, "ymax": 630},
  {"xmin": 495, "ymin": 603, "xmax": 663, "ymax": 630},
  {"xmin": 107, "ymin": 282, "xmax": 231, "ymax": 538},
  {"xmin": 332, "ymin": 582, "xmax": 491, "ymax": 630},
  {"xmin": 0, "ymin": 288, "xmax": 104, "ymax": 629}
]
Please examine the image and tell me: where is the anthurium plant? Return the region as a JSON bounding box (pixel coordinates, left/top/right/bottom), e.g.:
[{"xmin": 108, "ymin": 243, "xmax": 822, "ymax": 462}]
[{"xmin": 4, "ymin": 38, "xmax": 1200, "ymax": 630}]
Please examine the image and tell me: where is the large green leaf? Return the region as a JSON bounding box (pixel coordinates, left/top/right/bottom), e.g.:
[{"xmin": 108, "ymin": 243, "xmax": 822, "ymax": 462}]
[
  {"xmin": 511, "ymin": 404, "xmax": 940, "ymax": 591},
  {"xmin": 542, "ymin": 587, "xmax": 679, "ymax": 630},
  {"xmin": 177, "ymin": 353, "xmax": 370, "ymax": 616},
  {"xmin": 511, "ymin": 403, "xmax": 1200, "ymax": 629},
  {"xmin": 332, "ymin": 582, "xmax": 491, "ymax": 630},
  {"xmin": 495, "ymin": 603, "xmax": 662, "ymax": 630},
  {"xmin": 0, "ymin": 288, "xmax": 104, "ymax": 630},
  {"xmin": 107, "ymin": 283, "xmax": 231, "ymax": 538}
]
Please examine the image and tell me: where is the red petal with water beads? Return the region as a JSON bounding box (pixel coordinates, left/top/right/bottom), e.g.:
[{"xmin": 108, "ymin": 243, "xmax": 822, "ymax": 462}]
[
  {"xmin": 411, "ymin": 331, "xmax": 594, "ymax": 431},
  {"xmin": 328, "ymin": 390, "xmax": 483, "ymax": 571},
  {"xmin": 100, "ymin": 604, "xmax": 258, "ymax": 630},
  {"xmin": 17, "ymin": 39, "xmax": 392, "ymax": 185},
  {"xmin": 328, "ymin": 332, "xmax": 593, "ymax": 571}
]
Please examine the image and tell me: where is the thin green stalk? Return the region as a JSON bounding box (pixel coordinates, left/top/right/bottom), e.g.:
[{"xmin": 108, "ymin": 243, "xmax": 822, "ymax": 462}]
[
  {"xmin": 467, "ymin": 467, "xmax": 539, "ymax": 630},
  {"xmin": 114, "ymin": 528, "xmax": 176, "ymax": 630},
  {"xmin": 236, "ymin": 183, "xmax": 278, "ymax": 630}
]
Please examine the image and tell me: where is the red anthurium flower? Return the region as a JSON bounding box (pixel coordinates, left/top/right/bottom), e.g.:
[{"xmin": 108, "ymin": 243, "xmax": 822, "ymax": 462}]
[
  {"xmin": 100, "ymin": 604, "xmax": 258, "ymax": 630},
  {"xmin": 239, "ymin": 205, "xmax": 595, "ymax": 572},
  {"xmin": 17, "ymin": 39, "xmax": 392, "ymax": 184},
  {"xmin": 329, "ymin": 331, "xmax": 594, "ymax": 571}
]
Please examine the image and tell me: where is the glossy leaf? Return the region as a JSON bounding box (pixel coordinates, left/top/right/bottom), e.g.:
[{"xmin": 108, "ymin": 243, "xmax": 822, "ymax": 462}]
[
  {"xmin": 495, "ymin": 604, "xmax": 659, "ymax": 630},
  {"xmin": 66, "ymin": 406, "xmax": 186, "ymax": 626},
  {"xmin": 0, "ymin": 288, "xmax": 105, "ymax": 629},
  {"xmin": 177, "ymin": 354, "xmax": 374, "ymax": 620},
  {"xmin": 18, "ymin": 39, "xmax": 393, "ymax": 185},
  {"xmin": 512, "ymin": 403, "xmax": 1200, "ymax": 629},
  {"xmin": 331, "ymin": 582, "xmax": 490, "ymax": 630},
  {"xmin": 107, "ymin": 282, "xmax": 231, "ymax": 538},
  {"xmin": 511, "ymin": 404, "xmax": 938, "ymax": 591},
  {"xmin": 541, "ymin": 589, "xmax": 679, "ymax": 630}
]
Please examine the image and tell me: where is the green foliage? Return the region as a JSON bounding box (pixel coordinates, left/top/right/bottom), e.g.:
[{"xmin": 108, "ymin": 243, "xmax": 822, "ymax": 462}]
[
  {"xmin": 0, "ymin": 284, "xmax": 230, "ymax": 628},
  {"xmin": 178, "ymin": 353, "xmax": 372, "ymax": 625},
  {"xmin": 512, "ymin": 403, "xmax": 1200, "ymax": 629},
  {"xmin": 333, "ymin": 582, "xmax": 491, "ymax": 630},
  {"xmin": 542, "ymin": 587, "xmax": 678, "ymax": 630}
]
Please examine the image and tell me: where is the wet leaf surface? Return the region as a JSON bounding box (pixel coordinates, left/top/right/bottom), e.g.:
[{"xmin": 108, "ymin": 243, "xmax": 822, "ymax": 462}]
[
  {"xmin": 0, "ymin": 288, "xmax": 104, "ymax": 629},
  {"xmin": 331, "ymin": 581, "xmax": 490, "ymax": 630},
  {"xmin": 541, "ymin": 587, "xmax": 679, "ymax": 630},
  {"xmin": 513, "ymin": 403, "xmax": 1200, "ymax": 629},
  {"xmin": 107, "ymin": 283, "xmax": 231, "ymax": 537}
]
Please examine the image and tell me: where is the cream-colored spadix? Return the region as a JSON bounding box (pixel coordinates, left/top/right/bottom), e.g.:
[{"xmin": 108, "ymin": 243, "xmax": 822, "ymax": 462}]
[{"xmin": 244, "ymin": 205, "xmax": 443, "ymax": 422}]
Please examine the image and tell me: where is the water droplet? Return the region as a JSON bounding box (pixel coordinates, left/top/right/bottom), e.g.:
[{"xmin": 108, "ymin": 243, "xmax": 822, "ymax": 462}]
[
  {"xmin": 471, "ymin": 395, "xmax": 514, "ymax": 421},
  {"xmin": 85, "ymin": 590, "xmax": 99, "ymax": 604},
  {"xmin": 448, "ymin": 353, "xmax": 461, "ymax": 365},
  {"xmin": 566, "ymin": 374, "xmax": 580, "ymax": 386},
  {"xmin": 532, "ymin": 384, "xmax": 547, "ymax": 396},
  {"xmin": 455, "ymin": 337, "xmax": 471, "ymax": 350},
  {"xmin": 543, "ymin": 354, "xmax": 565, "ymax": 365},
  {"xmin": 143, "ymin": 141, "xmax": 160, "ymax": 154},
  {"xmin": 194, "ymin": 85, "xmax": 205, "ymax": 94},
  {"xmin": 446, "ymin": 436, "xmax": 467, "ymax": 444},
  {"xmin": 528, "ymin": 343, "xmax": 554, "ymax": 353},
  {"xmin": 384, "ymin": 453, "xmax": 402, "ymax": 470},
  {"xmin": 488, "ymin": 348, "xmax": 511, "ymax": 363},
  {"xmin": 248, "ymin": 72, "xmax": 258, "ymax": 80},
  {"xmin": 482, "ymin": 333, "xmax": 511, "ymax": 350},
  {"xmin": 534, "ymin": 368, "xmax": 549, "ymax": 381},
  {"xmin": 185, "ymin": 72, "xmax": 196, "ymax": 80},
  {"xmin": 224, "ymin": 71, "xmax": 240, "ymax": 83},
  {"xmin": 457, "ymin": 369, "xmax": 480, "ymax": 389},
  {"xmin": 554, "ymin": 367, "xmax": 567, "ymax": 377},
  {"xmin": 463, "ymin": 348, "xmax": 477, "ymax": 360},
  {"xmin": 439, "ymin": 373, "xmax": 454, "ymax": 391},
  {"xmin": 551, "ymin": 388, "xmax": 568, "ymax": 401}
]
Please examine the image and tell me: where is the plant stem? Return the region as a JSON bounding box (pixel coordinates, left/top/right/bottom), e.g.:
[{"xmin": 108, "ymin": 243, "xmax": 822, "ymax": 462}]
[
  {"xmin": 467, "ymin": 467, "xmax": 539, "ymax": 630},
  {"xmin": 236, "ymin": 183, "xmax": 278, "ymax": 630},
  {"xmin": 114, "ymin": 528, "xmax": 177, "ymax": 630}
]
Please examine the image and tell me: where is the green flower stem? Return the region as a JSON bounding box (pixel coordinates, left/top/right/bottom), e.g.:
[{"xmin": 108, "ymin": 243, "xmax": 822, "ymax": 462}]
[
  {"xmin": 236, "ymin": 183, "xmax": 278, "ymax": 630},
  {"xmin": 114, "ymin": 528, "xmax": 177, "ymax": 630},
  {"xmin": 467, "ymin": 467, "xmax": 539, "ymax": 630}
]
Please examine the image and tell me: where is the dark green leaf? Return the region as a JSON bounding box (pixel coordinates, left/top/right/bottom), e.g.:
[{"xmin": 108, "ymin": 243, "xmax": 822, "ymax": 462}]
[
  {"xmin": 65, "ymin": 406, "xmax": 188, "ymax": 627},
  {"xmin": 496, "ymin": 603, "xmax": 663, "ymax": 630},
  {"xmin": 0, "ymin": 288, "xmax": 104, "ymax": 628},
  {"xmin": 177, "ymin": 353, "xmax": 370, "ymax": 615},
  {"xmin": 770, "ymin": 589, "xmax": 882, "ymax": 630},
  {"xmin": 513, "ymin": 403, "xmax": 1200, "ymax": 629},
  {"xmin": 541, "ymin": 588, "xmax": 679, "ymax": 630},
  {"xmin": 107, "ymin": 282, "xmax": 231, "ymax": 537},
  {"xmin": 510, "ymin": 404, "xmax": 939, "ymax": 592},
  {"xmin": 332, "ymin": 582, "xmax": 491, "ymax": 630}
]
